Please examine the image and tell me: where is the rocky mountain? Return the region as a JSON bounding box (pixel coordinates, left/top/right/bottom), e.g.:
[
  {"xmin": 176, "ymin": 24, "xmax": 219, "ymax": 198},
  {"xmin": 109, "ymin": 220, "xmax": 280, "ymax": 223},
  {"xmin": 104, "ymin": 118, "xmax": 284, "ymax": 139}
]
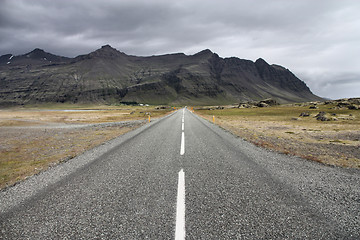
[{"xmin": 0, "ymin": 45, "xmax": 323, "ymax": 106}]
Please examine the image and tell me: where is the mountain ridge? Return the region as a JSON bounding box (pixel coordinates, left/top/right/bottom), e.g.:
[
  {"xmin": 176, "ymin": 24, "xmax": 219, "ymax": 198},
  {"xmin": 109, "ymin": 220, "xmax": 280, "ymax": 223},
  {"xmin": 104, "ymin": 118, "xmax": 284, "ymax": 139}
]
[{"xmin": 0, "ymin": 45, "xmax": 323, "ymax": 106}]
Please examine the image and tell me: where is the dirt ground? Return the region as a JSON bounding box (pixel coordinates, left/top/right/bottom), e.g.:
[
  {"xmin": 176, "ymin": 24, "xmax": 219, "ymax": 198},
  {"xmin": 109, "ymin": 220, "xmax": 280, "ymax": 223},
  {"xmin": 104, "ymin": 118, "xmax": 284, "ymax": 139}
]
[
  {"xmin": 196, "ymin": 104, "xmax": 360, "ymax": 169},
  {"xmin": 0, "ymin": 106, "xmax": 171, "ymax": 189}
]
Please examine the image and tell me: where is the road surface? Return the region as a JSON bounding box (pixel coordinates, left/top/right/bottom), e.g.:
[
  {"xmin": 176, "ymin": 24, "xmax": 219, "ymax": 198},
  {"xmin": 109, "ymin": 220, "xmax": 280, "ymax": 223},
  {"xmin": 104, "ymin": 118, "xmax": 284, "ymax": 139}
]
[{"xmin": 1, "ymin": 108, "xmax": 359, "ymax": 239}]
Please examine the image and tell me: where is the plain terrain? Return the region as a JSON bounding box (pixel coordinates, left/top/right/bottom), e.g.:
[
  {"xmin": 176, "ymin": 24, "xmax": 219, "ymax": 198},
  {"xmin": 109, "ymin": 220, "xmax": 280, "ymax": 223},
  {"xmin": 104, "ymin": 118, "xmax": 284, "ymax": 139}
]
[
  {"xmin": 1, "ymin": 101, "xmax": 359, "ymax": 190},
  {"xmin": 0, "ymin": 104, "xmax": 172, "ymax": 189},
  {"xmin": 195, "ymin": 102, "xmax": 360, "ymax": 168}
]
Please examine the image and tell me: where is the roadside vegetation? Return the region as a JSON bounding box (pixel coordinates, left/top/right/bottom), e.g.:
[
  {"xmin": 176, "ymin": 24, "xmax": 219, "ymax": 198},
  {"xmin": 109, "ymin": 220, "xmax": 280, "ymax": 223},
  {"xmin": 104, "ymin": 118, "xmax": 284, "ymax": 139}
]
[
  {"xmin": 0, "ymin": 104, "xmax": 173, "ymax": 189},
  {"xmin": 195, "ymin": 99, "xmax": 360, "ymax": 169}
]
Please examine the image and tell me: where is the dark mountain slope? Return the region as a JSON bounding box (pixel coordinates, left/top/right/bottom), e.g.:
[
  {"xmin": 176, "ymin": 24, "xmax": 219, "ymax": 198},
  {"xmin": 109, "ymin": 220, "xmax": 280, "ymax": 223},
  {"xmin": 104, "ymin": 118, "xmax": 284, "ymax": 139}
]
[
  {"xmin": 0, "ymin": 48, "xmax": 70, "ymax": 66},
  {"xmin": 0, "ymin": 45, "xmax": 322, "ymax": 106}
]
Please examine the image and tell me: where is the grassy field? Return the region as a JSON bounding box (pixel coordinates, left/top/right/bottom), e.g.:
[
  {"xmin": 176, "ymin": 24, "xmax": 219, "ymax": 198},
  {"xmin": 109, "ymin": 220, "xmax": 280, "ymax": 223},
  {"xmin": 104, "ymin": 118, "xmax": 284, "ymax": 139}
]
[
  {"xmin": 0, "ymin": 104, "xmax": 173, "ymax": 189},
  {"xmin": 2, "ymin": 102, "xmax": 358, "ymax": 189},
  {"xmin": 195, "ymin": 103, "xmax": 360, "ymax": 168}
]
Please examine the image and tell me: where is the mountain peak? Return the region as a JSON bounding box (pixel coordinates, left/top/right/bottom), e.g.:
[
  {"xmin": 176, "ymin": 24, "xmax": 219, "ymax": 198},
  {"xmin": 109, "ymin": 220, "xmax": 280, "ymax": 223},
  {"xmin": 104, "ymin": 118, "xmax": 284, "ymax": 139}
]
[
  {"xmin": 24, "ymin": 48, "xmax": 49, "ymax": 59},
  {"xmin": 15, "ymin": 48, "xmax": 68, "ymax": 63},
  {"xmin": 194, "ymin": 49, "xmax": 213, "ymax": 56},
  {"xmin": 255, "ymin": 58, "xmax": 268, "ymax": 65},
  {"xmin": 100, "ymin": 44, "xmax": 115, "ymax": 50},
  {"xmin": 89, "ymin": 44, "xmax": 125, "ymax": 58},
  {"xmin": 33, "ymin": 48, "xmax": 45, "ymax": 53}
]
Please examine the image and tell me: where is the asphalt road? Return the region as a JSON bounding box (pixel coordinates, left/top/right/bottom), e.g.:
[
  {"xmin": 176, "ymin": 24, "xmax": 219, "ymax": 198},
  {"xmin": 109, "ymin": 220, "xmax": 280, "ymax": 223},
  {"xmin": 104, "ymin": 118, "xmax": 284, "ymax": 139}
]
[{"xmin": 1, "ymin": 108, "xmax": 359, "ymax": 239}]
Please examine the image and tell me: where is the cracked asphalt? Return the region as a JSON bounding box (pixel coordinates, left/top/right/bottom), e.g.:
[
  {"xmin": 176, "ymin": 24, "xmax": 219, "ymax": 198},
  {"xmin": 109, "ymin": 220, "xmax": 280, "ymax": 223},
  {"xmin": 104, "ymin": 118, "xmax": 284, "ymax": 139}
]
[{"xmin": 1, "ymin": 108, "xmax": 359, "ymax": 239}]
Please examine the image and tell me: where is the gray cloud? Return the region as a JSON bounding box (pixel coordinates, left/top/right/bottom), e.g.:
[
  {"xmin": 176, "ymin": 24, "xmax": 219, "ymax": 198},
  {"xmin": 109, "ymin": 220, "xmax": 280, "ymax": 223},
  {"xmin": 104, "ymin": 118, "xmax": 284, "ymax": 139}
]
[
  {"xmin": 1, "ymin": 0, "xmax": 359, "ymax": 99},
  {"xmin": 298, "ymin": 71, "xmax": 360, "ymax": 99}
]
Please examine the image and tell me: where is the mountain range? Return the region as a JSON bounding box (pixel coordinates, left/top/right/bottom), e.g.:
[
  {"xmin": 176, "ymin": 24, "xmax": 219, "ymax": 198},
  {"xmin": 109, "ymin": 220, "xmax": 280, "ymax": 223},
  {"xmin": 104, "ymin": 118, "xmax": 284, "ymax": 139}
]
[{"xmin": 0, "ymin": 45, "xmax": 323, "ymax": 106}]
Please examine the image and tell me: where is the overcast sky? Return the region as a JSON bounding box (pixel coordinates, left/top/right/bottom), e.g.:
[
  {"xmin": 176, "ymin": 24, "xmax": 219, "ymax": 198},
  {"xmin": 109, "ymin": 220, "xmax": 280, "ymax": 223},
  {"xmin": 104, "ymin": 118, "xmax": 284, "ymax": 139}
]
[{"xmin": 1, "ymin": 0, "xmax": 359, "ymax": 99}]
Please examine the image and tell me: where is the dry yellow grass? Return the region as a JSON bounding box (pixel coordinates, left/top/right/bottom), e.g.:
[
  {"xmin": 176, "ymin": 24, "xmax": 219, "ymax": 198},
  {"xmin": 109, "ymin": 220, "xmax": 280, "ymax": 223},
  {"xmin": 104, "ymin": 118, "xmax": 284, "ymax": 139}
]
[
  {"xmin": 0, "ymin": 105, "xmax": 172, "ymax": 189},
  {"xmin": 195, "ymin": 104, "xmax": 360, "ymax": 168},
  {"xmin": 0, "ymin": 125, "xmax": 138, "ymax": 189}
]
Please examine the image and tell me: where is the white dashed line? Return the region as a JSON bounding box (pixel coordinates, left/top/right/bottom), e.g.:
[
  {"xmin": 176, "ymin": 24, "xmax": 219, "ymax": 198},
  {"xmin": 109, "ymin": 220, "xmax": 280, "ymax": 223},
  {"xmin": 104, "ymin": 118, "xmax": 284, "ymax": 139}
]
[
  {"xmin": 175, "ymin": 169, "xmax": 186, "ymax": 240},
  {"xmin": 180, "ymin": 108, "xmax": 185, "ymax": 155},
  {"xmin": 180, "ymin": 132, "xmax": 185, "ymax": 155}
]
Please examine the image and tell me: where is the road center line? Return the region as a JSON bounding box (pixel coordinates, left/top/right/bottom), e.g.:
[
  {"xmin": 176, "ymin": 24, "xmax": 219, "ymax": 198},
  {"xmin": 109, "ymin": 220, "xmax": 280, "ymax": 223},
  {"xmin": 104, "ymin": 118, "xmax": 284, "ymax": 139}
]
[
  {"xmin": 182, "ymin": 122, "xmax": 184, "ymax": 131},
  {"xmin": 175, "ymin": 169, "xmax": 185, "ymax": 240},
  {"xmin": 180, "ymin": 132, "xmax": 185, "ymax": 155}
]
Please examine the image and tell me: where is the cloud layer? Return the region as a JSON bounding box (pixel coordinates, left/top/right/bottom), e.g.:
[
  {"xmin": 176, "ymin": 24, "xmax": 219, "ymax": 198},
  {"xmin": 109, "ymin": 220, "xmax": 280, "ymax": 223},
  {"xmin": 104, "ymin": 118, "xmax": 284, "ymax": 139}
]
[{"xmin": 1, "ymin": 0, "xmax": 359, "ymax": 99}]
